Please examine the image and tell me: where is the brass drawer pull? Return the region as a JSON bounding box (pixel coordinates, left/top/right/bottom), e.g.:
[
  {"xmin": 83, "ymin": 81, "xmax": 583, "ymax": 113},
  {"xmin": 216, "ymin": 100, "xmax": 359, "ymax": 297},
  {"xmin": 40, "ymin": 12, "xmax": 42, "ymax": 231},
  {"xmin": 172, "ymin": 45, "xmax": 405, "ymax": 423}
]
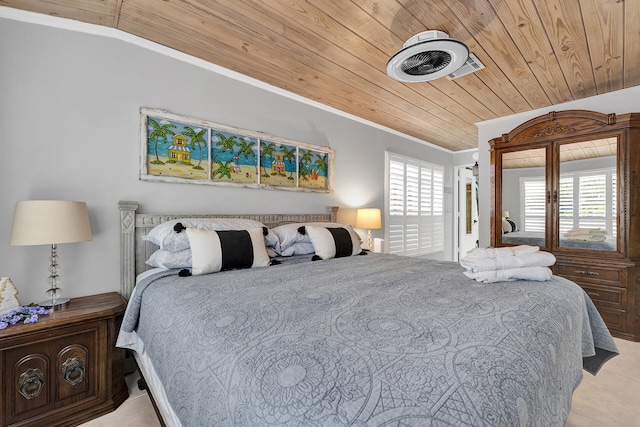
[
  {"xmin": 18, "ymin": 368, "xmax": 45, "ymax": 400},
  {"xmin": 61, "ymin": 357, "xmax": 85, "ymax": 386},
  {"xmin": 574, "ymin": 270, "xmax": 600, "ymax": 276},
  {"xmin": 587, "ymin": 291, "xmax": 600, "ymax": 298}
]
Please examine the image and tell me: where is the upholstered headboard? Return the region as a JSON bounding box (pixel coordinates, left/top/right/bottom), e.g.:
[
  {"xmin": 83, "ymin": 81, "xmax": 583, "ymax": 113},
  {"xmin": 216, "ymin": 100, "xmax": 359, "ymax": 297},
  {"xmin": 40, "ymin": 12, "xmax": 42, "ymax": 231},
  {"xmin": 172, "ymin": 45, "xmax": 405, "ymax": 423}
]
[{"xmin": 118, "ymin": 201, "xmax": 339, "ymax": 299}]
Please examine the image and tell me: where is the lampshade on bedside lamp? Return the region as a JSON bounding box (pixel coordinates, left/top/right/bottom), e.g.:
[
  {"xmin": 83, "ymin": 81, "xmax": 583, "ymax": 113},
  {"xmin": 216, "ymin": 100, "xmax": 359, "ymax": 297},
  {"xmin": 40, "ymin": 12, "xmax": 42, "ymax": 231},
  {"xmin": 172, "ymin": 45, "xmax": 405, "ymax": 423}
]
[
  {"xmin": 356, "ymin": 208, "xmax": 381, "ymax": 251},
  {"xmin": 10, "ymin": 200, "xmax": 92, "ymax": 308}
]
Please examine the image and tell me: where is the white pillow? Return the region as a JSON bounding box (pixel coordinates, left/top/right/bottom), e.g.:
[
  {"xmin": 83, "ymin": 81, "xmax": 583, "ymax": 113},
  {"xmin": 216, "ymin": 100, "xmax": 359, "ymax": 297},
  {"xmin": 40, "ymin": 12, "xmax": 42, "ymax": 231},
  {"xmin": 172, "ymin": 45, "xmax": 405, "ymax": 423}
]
[
  {"xmin": 304, "ymin": 225, "xmax": 363, "ymax": 260},
  {"xmin": 146, "ymin": 249, "xmax": 192, "ymax": 269},
  {"xmin": 146, "ymin": 245, "xmax": 277, "ymax": 269},
  {"xmin": 277, "ymin": 242, "xmax": 316, "ymax": 257},
  {"xmin": 502, "ymin": 218, "xmax": 518, "ymax": 234},
  {"xmin": 143, "ymin": 218, "xmax": 277, "ymax": 252},
  {"xmin": 186, "ymin": 228, "xmax": 270, "ymax": 275}
]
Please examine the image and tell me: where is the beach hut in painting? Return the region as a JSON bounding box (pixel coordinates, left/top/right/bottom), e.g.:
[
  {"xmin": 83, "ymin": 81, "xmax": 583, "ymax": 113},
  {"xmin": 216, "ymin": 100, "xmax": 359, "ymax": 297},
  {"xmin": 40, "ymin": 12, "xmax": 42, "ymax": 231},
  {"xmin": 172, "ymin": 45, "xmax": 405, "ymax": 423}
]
[
  {"xmin": 168, "ymin": 134, "xmax": 191, "ymax": 165},
  {"xmin": 271, "ymin": 152, "xmax": 286, "ymax": 176}
]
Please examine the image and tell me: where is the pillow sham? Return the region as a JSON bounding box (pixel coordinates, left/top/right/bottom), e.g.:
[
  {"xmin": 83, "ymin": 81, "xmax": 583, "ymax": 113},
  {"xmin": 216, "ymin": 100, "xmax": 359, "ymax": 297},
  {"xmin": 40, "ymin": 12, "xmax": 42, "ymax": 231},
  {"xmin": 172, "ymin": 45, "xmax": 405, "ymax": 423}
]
[
  {"xmin": 186, "ymin": 227, "xmax": 270, "ymax": 275},
  {"xmin": 145, "ymin": 248, "xmax": 192, "ymax": 269},
  {"xmin": 277, "ymin": 242, "xmax": 316, "ymax": 257},
  {"xmin": 502, "ymin": 218, "xmax": 518, "ymax": 233},
  {"xmin": 143, "ymin": 218, "xmax": 277, "ymax": 252},
  {"xmin": 272, "ymin": 222, "xmax": 362, "ymax": 253},
  {"xmin": 304, "ymin": 225, "xmax": 364, "ymax": 260}
]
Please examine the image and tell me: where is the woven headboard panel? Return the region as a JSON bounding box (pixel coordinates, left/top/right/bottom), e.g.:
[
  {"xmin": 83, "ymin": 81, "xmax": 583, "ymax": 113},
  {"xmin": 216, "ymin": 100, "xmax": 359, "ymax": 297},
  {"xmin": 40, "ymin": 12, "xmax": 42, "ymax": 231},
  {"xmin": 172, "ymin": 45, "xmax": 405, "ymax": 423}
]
[{"xmin": 118, "ymin": 201, "xmax": 339, "ymax": 299}]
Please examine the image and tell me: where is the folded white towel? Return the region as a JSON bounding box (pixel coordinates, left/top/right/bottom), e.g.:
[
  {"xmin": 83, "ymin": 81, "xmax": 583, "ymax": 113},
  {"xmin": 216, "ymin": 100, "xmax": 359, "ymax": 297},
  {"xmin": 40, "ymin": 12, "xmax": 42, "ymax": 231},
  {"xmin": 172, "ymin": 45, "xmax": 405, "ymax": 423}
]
[
  {"xmin": 460, "ymin": 251, "xmax": 556, "ymax": 272},
  {"xmin": 565, "ymin": 228, "xmax": 606, "ymax": 235},
  {"xmin": 464, "ymin": 247, "xmax": 513, "ymax": 259},
  {"xmin": 564, "ymin": 234, "xmax": 606, "ymax": 242},
  {"xmin": 464, "ymin": 266, "xmax": 553, "ymax": 283},
  {"xmin": 465, "ymin": 245, "xmax": 539, "ymax": 260},
  {"xmin": 511, "ymin": 245, "xmax": 541, "ymax": 255}
]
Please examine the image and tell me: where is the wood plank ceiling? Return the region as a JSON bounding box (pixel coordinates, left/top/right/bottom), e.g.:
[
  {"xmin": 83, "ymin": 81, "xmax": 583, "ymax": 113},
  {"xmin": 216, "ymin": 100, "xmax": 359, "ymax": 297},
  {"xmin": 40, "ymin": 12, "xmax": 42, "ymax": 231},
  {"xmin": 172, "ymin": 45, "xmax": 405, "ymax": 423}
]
[{"xmin": 4, "ymin": 0, "xmax": 638, "ymax": 151}]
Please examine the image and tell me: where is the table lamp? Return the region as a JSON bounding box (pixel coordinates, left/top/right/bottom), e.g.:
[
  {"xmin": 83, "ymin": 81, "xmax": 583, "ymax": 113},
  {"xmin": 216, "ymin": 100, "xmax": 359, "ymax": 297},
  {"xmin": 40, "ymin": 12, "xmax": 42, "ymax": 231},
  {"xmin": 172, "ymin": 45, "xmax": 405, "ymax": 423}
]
[
  {"xmin": 10, "ymin": 200, "xmax": 93, "ymax": 308},
  {"xmin": 356, "ymin": 208, "xmax": 381, "ymax": 251}
]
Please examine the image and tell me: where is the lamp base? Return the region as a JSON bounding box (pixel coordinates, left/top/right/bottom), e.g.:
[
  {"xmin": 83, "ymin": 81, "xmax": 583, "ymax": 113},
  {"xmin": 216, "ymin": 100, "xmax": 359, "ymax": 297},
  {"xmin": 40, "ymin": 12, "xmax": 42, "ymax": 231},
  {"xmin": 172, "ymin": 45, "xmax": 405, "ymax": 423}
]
[{"xmin": 38, "ymin": 297, "xmax": 70, "ymax": 309}]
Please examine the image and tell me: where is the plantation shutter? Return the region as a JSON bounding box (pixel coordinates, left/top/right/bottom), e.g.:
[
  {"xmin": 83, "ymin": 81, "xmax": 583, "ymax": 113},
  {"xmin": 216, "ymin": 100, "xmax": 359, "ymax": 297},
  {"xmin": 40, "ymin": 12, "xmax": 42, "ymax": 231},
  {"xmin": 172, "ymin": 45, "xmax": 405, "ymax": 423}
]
[
  {"xmin": 386, "ymin": 153, "xmax": 444, "ymax": 256},
  {"xmin": 578, "ymin": 174, "xmax": 606, "ymax": 229},
  {"xmin": 522, "ymin": 178, "xmax": 546, "ymax": 232},
  {"xmin": 524, "ymin": 167, "xmax": 616, "ymax": 236},
  {"xmin": 558, "ymin": 176, "xmax": 573, "ymax": 234}
]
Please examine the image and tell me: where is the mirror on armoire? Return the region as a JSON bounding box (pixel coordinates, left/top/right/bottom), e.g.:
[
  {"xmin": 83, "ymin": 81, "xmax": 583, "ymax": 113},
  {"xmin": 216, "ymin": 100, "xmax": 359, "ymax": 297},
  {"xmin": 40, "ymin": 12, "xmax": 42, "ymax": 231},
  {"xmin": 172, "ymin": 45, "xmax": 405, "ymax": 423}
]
[
  {"xmin": 557, "ymin": 137, "xmax": 617, "ymax": 251},
  {"xmin": 499, "ymin": 147, "xmax": 547, "ymax": 248}
]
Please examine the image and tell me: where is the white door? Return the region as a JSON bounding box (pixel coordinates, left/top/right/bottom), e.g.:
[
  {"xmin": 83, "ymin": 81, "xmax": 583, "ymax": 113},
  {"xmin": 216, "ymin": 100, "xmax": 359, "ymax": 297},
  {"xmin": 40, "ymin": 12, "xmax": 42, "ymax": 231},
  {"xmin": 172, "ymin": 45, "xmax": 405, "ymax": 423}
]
[{"xmin": 458, "ymin": 167, "xmax": 479, "ymax": 260}]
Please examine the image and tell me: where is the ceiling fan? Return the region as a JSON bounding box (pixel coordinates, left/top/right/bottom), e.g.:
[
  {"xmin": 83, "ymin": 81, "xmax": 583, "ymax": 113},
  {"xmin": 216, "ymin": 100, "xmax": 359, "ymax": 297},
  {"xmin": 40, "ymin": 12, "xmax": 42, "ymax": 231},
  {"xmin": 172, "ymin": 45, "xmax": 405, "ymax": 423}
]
[{"xmin": 386, "ymin": 30, "xmax": 484, "ymax": 82}]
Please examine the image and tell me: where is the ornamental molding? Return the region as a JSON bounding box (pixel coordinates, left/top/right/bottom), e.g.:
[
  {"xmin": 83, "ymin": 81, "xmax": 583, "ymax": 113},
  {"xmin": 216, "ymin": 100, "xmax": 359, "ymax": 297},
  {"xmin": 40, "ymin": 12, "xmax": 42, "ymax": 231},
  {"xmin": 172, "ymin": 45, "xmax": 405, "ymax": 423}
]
[{"xmin": 531, "ymin": 124, "xmax": 576, "ymax": 138}]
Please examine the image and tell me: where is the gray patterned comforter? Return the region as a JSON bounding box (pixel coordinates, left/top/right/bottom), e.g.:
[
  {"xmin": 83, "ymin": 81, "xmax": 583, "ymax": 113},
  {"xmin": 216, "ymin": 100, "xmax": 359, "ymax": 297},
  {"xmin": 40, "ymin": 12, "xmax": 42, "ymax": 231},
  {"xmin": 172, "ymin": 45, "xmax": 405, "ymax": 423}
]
[{"xmin": 117, "ymin": 253, "xmax": 618, "ymax": 427}]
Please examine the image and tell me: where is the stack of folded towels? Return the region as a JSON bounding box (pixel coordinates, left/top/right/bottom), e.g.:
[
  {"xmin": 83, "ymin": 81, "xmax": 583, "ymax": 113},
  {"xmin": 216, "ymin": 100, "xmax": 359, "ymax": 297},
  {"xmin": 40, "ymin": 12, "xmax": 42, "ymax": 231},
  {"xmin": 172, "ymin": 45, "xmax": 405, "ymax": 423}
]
[
  {"xmin": 563, "ymin": 228, "xmax": 607, "ymax": 242},
  {"xmin": 460, "ymin": 245, "xmax": 556, "ymax": 283}
]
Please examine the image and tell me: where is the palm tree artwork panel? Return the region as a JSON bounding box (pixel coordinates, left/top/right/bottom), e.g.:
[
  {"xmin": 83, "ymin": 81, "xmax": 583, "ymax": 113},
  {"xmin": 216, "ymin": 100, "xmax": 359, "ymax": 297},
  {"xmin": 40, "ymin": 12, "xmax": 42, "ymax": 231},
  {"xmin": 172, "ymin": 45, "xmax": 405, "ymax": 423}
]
[
  {"xmin": 299, "ymin": 149, "xmax": 329, "ymax": 190},
  {"xmin": 260, "ymin": 141, "xmax": 296, "ymax": 188},
  {"xmin": 211, "ymin": 131, "xmax": 259, "ymax": 184},
  {"xmin": 146, "ymin": 117, "xmax": 209, "ymax": 180},
  {"xmin": 140, "ymin": 108, "xmax": 333, "ymax": 193}
]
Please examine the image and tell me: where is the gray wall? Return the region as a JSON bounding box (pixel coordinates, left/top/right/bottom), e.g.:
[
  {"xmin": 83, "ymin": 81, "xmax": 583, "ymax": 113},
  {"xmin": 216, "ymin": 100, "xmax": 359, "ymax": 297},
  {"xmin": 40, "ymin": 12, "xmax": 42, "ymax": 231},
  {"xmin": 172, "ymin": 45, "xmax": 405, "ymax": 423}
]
[{"xmin": 0, "ymin": 11, "xmax": 455, "ymax": 304}]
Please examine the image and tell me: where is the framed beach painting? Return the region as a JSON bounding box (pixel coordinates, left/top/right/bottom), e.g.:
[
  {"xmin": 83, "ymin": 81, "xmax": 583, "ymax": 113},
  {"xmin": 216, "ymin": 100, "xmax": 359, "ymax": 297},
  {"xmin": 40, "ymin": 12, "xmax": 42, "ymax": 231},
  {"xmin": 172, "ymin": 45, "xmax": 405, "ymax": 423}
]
[
  {"xmin": 211, "ymin": 131, "xmax": 259, "ymax": 184},
  {"xmin": 298, "ymin": 148, "xmax": 330, "ymax": 190},
  {"xmin": 146, "ymin": 116, "xmax": 209, "ymax": 180},
  {"xmin": 259, "ymin": 140, "xmax": 297, "ymax": 188},
  {"xmin": 140, "ymin": 108, "xmax": 333, "ymax": 193}
]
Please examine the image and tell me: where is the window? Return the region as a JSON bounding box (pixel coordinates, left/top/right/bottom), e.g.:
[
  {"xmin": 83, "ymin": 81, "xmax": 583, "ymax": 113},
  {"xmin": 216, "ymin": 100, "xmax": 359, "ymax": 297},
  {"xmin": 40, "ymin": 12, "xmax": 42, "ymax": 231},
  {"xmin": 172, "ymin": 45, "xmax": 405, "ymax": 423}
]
[
  {"xmin": 559, "ymin": 168, "xmax": 616, "ymax": 238},
  {"xmin": 521, "ymin": 178, "xmax": 546, "ymax": 232},
  {"xmin": 521, "ymin": 167, "xmax": 616, "ymax": 237},
  {"xmin": 385, "ymin": 152, "xmax": 444, "ymax": 256}
]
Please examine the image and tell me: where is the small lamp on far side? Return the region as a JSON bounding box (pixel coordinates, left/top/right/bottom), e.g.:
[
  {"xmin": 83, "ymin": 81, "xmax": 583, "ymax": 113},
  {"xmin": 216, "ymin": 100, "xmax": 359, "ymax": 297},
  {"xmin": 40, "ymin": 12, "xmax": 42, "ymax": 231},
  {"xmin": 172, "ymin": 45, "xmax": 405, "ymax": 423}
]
[
  {"xmin": 10, "ymin": 200, "xmax": 93, "ymax": 308},
  {"xmin": 356, "ymin": 208, "xmax": 381, "ymax": 251},
  {"xmin": 472, "ymin": 151, "xmax": 479, "ymax": 177}
]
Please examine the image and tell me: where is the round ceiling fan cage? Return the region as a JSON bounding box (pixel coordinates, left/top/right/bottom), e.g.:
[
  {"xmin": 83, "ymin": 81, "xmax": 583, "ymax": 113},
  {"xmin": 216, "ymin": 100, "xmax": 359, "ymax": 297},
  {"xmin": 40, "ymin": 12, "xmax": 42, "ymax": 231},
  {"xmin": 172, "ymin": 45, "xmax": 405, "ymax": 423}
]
[
  {"xmin": 401, "ymin": 50, "xmax": 452, "ymax": 76},
  {"xmin": 386, "ymin": 31, "xmax": 469, "ymax": 82}
]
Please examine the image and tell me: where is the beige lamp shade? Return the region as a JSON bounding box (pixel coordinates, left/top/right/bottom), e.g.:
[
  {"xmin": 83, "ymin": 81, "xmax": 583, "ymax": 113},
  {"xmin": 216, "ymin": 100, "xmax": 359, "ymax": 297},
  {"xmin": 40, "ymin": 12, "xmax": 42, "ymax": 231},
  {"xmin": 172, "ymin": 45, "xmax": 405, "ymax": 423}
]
[
  {"xmin": 10, "ymin": 200, "xmax": 93, "ymax": 246},
  {"xmin": 356, "ymin": 208, "xmax": 382, "ymax": 230}
]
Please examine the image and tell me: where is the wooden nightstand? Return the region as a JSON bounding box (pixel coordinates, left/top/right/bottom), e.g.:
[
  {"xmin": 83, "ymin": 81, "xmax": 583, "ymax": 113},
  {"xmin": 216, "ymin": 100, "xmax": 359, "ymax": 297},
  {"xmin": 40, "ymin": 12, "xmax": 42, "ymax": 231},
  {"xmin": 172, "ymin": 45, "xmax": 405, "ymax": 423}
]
[{"xmin": 0, "ymin": 292, "xmax": 129, "ymax": 427}]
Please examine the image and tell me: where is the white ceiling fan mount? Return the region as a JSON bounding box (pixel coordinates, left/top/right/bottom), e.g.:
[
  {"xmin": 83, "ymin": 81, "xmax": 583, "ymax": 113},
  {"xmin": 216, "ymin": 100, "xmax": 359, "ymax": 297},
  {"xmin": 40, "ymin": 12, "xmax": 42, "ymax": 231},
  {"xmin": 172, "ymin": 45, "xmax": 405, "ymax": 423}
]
[{"xmin": 386, "ymin": 30, "xmax": 473, "ymax": 82}]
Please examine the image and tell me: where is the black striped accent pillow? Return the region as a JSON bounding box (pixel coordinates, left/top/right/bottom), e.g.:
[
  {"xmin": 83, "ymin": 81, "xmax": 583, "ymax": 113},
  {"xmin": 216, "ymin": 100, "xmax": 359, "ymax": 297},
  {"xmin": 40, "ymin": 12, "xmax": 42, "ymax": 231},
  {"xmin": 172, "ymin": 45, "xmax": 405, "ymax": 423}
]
[
  {"xmin": 304, "ymin": 225, "xmax": 364, "ymax": 260},
  {"xmin": 186, "ymin": 228, "xmax": 270, "ymax": 275}
]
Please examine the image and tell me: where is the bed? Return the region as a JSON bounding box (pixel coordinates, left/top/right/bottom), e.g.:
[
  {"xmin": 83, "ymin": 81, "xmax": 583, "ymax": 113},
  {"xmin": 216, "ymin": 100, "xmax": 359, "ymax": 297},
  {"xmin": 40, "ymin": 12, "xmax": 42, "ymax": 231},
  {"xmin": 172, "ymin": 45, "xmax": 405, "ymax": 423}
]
[{"xmin": 116, "ymin": 201, "xmax": 618, "ymax": 427}]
